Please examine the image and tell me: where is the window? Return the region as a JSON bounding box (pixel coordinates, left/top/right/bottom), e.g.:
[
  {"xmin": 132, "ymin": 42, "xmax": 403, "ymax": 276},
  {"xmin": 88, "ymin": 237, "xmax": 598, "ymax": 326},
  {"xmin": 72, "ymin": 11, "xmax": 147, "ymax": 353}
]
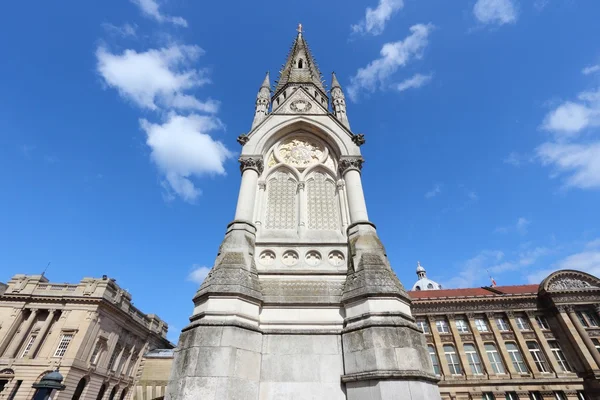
[
  {"xmin": 415, "ymin": 286, "xmax": 421, "ymax": 291},
  {"xmin": 527, "ymin": 341, "xmax": 549, "ymax": 373},
  {"xmin": 485, "ymin": 343, "xmax": 505, "ymax": 374},
  {"xmin": 505, "ymin": 393, "xmax": 518, "ymax": 400},
  {"xmin": 496, "ymin": 317, "xmax": 510, "ymax": 332},
  {"xmin": 428, "ymin": 345, "xmax": 441, "ymax": 376},
  {"xmin": 548, "ymin": 341, "xmax": 570, "ymax": 372},
  {"xmin": 265, "ymin": 171, "xmax": 297, "ymax": 230},
  {"xmin": 306, "ymin": 172, "xmax": 340, "ymax": 230},
  {"xmin": 455, "ymin": 318, "xmax": 469, "ymax": 333},
  {"xmin": 416, "ymin": 318, "xmax": 430, "ymax": 334},
  {"xmin": 577, "ymin": 391, "xmax": 588, "ymax": 400},
  {"xmin": 298, "ymin": 59, "xmax": 303, "ymax": 68},
  {"xmin": 464, "ymin": 344, "xmax": 483, "ymax": 375},
  {"xmin": 443, "ymin": 344, "xmax": 462, "ymax": 375},
  {"xmin": 576, "ymin": 310, "xmax": 599, "ymax": 327},
  {"xmin": 529, "ymin": 393, "xmax": 542, "ymax": 400},
  {"xmin": 7, "ymin": 380, "xmax": 22, "ymax": 400},
  {"xmin": 535, "ymin": 316, "xmax": 550, "ymax": 330},
  {"xmin": 506, "ymin": 342, "xmax": 528, "ymax": 373},
  {"xmin": 515, "ymin": 314, "xmax": 530, "ymax": 331},
  {"xmin": 20, "ymin": 333, "xmax": 37, "ymax": 358},
  {"xmin": 436, "ymin": 319, "xmax": 450, "ymax": 334},
  {"xmin": 475, "ymin": 318, "xmax": 489, "ymax": 332},
  {"xmin": 592, "ymin": 338, "xmax": 600, "ymax": 353},
  {"xmin": 554, "ymin": 392, "xmax": 567, "ymax": 400},
  {"xmin": 483, "ymin": 393, "xmax": 495, "ymax": 400},
  {"xmin": 53, "ymin": 333, "xmax": 73, "ymax": 357},
  {"xmin": 107, "ymin": 344, "xmax": 122, "ymax": 371},
  {"xmin": 90, "ymin": 340, "xmax": 104, "ymax": 365}
]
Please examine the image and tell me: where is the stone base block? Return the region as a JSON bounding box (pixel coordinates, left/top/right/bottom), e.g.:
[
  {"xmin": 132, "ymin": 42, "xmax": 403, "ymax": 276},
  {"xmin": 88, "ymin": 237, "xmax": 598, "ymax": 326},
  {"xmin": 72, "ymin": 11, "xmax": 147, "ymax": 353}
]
[{"xmin": 346, "ymin": 380, "xmax": 441, "ymax": 400}]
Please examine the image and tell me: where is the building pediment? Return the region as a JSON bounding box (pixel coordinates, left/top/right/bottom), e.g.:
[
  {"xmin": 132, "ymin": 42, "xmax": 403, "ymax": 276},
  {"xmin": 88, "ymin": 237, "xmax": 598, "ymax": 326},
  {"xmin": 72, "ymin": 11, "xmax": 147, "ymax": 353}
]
[{"xmin": 541, "ymin": 269, "xmax": 600, "ymax": 293}]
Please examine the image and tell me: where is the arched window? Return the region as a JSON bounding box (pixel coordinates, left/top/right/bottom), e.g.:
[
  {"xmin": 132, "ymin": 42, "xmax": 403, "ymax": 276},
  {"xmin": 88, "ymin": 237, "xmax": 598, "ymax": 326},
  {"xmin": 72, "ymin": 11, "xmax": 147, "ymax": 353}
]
[
  {"xmin": 298, "ymin": 59, "xmax": 303, "ymax": 68},
  {"xmin": 415, "ymin": 286, "xmax": 421, "ymax": 291},
  {"xmin": 306, "ymin": 171, "xmax": 340, "ymax": 230},
  {"xmin": 118, "ymin": 389, "xmax": 127, "ymax": 400},
  {"xmin": 96, "ymin": 384, "xmax": 107, "ymax": 400},
  {"xmin": 108, "ymin": 386, "xmax": 118, "ymax": 400},
  {"xmin": 71, "ymin": 378, "xmax": 87, "ymax": 400},
  {"xmin": 265, "ymin": 170, "xmax": 297, "ymax": 229},
  {"xmin": 427, "ymin": 283, "xmax": 434, "ymax": 289},
  {"xmin": 463, "ymin": 344, "xmax": 483, "ymax": 375},
  {"xmin": 443, "ymin": 344, "xmax": 462, "ymax": 375},
  {"xmin": 484, "ymin": 343, "xmax": 505, "ymax": 374},
  {"xmin": 427, "ymin": 345, "xmax": 440, "ymax": 376}
]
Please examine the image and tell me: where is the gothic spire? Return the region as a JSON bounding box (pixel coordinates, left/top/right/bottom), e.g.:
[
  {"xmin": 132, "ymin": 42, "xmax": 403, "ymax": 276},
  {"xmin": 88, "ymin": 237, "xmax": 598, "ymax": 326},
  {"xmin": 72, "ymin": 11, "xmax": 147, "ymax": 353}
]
[
  {"xmin": 330, "ymin": 72, "xmax": 350, "ymax": 129},
  {"xmin": 273, "ymin": 24, "xmax": 326, "ymax": 99},
  {"xmin": 252, "ymin": 72, "xmax": 271, "ymax": 129}
]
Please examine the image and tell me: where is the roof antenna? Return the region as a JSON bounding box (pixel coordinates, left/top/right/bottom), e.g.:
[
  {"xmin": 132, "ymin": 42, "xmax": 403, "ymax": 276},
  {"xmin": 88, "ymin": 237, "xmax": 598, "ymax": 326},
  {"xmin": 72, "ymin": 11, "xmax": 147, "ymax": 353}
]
[{"xmin": 42, "ymin": 262, "xmax": 51, "ymax": 277}]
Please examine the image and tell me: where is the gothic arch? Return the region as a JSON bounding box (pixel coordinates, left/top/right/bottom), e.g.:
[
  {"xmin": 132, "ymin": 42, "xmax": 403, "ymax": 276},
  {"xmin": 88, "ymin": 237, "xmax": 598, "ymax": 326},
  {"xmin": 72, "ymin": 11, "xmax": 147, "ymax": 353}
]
[
  {"xmin": 71, "ymin": 377, "xmax": 89, "ymax": 400},
  {"xmin": 302, "ymin": 162, "xmax": 337, "ymax": 179},
  {"xmin": 539, "ymin": 269, "xmax": 600, "ymax": 293},
  {"xmin": 263, "ymin": 168, "xmax": 298, "ymax": 230},
  {"xmin": 247, "ymin": 117, "xmax": 354, "ymax": 158},
  {"xmin": 264, "ymin": 163, "xmax": 301, "ymax": 181},
  {"xmin": 305, "ymin": 168, "xmax": 341, "ymax": 231},
  {"xmin": 95, "ymin": 383, "xmax": 108, "ymax": 400}
]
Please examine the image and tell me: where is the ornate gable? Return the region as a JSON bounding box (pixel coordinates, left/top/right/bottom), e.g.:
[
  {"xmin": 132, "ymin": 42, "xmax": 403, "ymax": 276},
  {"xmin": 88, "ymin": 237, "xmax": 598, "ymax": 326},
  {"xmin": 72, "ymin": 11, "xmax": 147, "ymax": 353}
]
[
  {"xmin": 272, "ymin": 86, "xmax": 328, "ymax": 115},
  {"xmin": 541, "ymin": 269, "xmax": 600, "ymax": 292}
]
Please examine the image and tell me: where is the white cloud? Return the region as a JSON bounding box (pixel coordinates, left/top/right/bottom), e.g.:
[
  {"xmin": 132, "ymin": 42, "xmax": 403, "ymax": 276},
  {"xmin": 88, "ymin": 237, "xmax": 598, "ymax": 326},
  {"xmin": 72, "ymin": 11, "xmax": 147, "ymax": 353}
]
[
  {"xmin": 582, "ymin": 65, "xmax": 600, "ymax": 75},
  {"xmin": 348, "ymin": 23, "xmax": 434, "ymax": 101},
  {"xmin": 102, "ymin": 23, "xmax": 137, "ymax": 38},
  {"xmin": 541, "ymin": 101, "xmax": 595, "ymax": 135},
  {"xmin": 536, "ymin": 141, "xmax": 600, "ymax": 189},
  {"xmin": 141, "ymin": 113, "xmax": 233, "ymax": 202},
  {"xmin": 130, "ymin": 0, "xmax": 187, "ymax": 27},
  {"xmin": 516, "ymin": 217, "xmax": 530, "ymax": 235},
  {"xmin": 96, "ymin": 44, "xmax": 215, "ymax": 112},
  {"xmin": 503, "ymin": 151, "xmax": 532, "ymax": 166},
  {"xmin": 187, "ymin": 264, "xmax": 211, "ymax": 284},
  {"xmin": 473, "ymin": 0, "xmax": 518, "ymax": 26},
  {"xmin": 395, "ymin": 73, "xmax": 433, "ymax": 92},
  {"xmin": 527, "ymin": 248, "xmax": 600, "ymax": 283},
  {"xmin": 424, "ymin": 183, "xmax": 442, "ymax": 199},
  {"xmin": 351, "ymin": 0, "xmax": 404, "ymax": 36}
]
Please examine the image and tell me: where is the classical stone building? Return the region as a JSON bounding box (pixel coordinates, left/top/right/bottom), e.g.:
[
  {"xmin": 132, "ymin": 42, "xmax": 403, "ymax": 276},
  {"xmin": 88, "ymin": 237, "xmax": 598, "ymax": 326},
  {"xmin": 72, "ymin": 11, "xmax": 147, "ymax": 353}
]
[
  {"xmin": 165, "ymin": 25, "xmax": 441, "ymax": 400},
  {"xmin": 131, "ymin": 350, "xmax": 173, "ymax": 400},
  {"xmin": 0, "ymin": 274, "xmax": 172, "ymax": 400},
  {"xmin": 409, "ymin": 266, "xmax": 598, "ymax": 400}
]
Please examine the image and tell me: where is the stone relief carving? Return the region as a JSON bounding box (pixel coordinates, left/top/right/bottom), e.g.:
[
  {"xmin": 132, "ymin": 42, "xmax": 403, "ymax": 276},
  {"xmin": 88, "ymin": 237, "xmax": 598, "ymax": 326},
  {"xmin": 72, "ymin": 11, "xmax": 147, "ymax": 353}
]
[
  {"xmin": 279, "ymin": 138, "xmax": 323, "ymax": 168},
  {"xmin": 549, "ymin": 277, "xmax": 596, "ymax": 291},
  {"xmin": 305, "ymin": 251, "xmax": 322, "ymax": 266},
  {"xmin": 307, "ymin": 172, "xmax": 340, "ymax": 230},
  {"xmin": 265, "ymin": 171, "xmax": 297, "ymax": 229},
  {"xmin": 239, "ymin": 156, "xmax": 264, "ymax": 174},
  {"xmin": 259, "ymin": 250, "xmax": 276, "ymax": 266},
  {"xmin": 328, "ymin": 251, "xmax": 345, "ymax": 267},
  {"xmin": 237, "ymin": 133, "xmax": 249, "ymax": 145},
  {"xmin": 282, "ymin": 250, "xmax": 299, "ymax": 266},
  {"xmin": 338, "ymin": 157, "xmax": 364, "ymax": 174},
  {"xmin": 289, "ymin": 99, "xmax": 312, "ymax": 113}
]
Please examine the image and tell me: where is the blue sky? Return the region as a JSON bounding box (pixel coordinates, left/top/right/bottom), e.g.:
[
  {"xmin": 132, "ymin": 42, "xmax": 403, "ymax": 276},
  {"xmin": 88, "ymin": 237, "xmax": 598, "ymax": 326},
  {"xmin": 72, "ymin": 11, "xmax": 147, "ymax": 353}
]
[{"xmin": 2, "ymin": 0, "xmax": 600, "ymax": 341}]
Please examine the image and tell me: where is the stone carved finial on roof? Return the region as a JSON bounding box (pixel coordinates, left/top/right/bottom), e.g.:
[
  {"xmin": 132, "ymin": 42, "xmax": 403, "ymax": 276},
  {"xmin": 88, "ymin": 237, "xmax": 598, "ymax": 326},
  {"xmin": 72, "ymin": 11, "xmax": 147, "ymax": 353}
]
[{"xmin": 297, "ymin": 23, "xmax": 303, "ymax": 34}]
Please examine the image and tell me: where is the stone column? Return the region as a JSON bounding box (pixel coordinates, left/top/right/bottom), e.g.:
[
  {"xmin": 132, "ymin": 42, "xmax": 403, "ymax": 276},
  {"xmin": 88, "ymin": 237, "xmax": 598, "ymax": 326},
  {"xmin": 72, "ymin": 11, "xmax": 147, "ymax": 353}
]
[
  {"xmin": 466, "ymin": 313, "xmax": 494, "ymax": 377},
  {"xmin": 254, "ymin": 180, "xmax": 266, "ymax": 229},
  {"xmin": 297, "ymin": 181, "xmax": 306, "ymax": 236},
  {"xmin": 26, "ymin": 309, "xmax": 57, "ymax": 358},
  {"xmin": 554, "ymin": 306, "xmax": 598, "ymax": 371},
  {"xmin": 525, "ymin": 311, "xmax": 562, "ymax": 377},
  {"xmin": 0, "ymin": 309, "xmax": 25, "ymax": 356},
  {"xmin": 428, "ymin": 316, "xmax": 451, "ymax": 378},
  {"xmin": 505, "ymin": 311, "xmax": 544, "ymax": 378},
  {"xmin": 336, "ymin": 180, "xmax": 348, "ymax": 231},
  {"xmin": 4, "ymin": 308, "xmax": 37, "ymax": 357},
  {"xmin": 339, "ymin": 157, "xmax": 368, "ymax": 223},
  {"xmin": 234, "ymin": 157, "xmax": 263, "ymax": 222},
  {"xmin": 485, "ymin": 312, "xmax": 518, "ymax": 378},
  {"xmin": 566, "ymin": 306, "xmax": 600, "ymax": 368}
]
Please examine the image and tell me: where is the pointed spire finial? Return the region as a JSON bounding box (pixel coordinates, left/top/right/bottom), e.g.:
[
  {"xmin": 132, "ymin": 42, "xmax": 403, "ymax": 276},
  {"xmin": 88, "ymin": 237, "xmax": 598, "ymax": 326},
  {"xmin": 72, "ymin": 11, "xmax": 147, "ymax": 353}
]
[
  {"xmin": 297, "ymin": 23, "xmax": 303, "ymax": 35},
  {"xmin": 331, "ymin": 71, "xmax": 341, "ymax": 89},
  {"xmin": 261, "ymin": 71, "xmax": 270, "ymax": 89}
]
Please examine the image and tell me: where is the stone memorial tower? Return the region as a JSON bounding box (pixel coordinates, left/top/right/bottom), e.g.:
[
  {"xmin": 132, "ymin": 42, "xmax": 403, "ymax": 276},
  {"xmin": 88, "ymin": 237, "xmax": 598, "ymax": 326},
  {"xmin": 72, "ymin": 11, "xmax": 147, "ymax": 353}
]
[{"xmin": 165, "ymin": 25, "xmax": 441, "ymax": 400}]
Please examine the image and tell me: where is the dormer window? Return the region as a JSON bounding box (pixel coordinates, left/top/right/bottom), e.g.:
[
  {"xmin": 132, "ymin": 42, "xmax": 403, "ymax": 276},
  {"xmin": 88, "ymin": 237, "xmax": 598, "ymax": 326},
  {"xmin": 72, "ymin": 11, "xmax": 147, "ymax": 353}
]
[{"xmin": 298, "ymin": 59, "xmax": 303, "ymax": 68}]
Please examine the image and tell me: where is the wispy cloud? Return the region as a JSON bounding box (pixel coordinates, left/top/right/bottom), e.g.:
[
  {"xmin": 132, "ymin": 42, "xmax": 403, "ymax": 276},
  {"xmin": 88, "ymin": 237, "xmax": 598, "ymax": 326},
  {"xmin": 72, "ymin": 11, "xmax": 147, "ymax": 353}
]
[
  {"xmin": 348, "ymin": 23, "xmax": 434, "ymax": 101},
  {"xmin": 527, "ymin": 239, "xmax": 600, "ymax": 283},
  {"xmin": 582, "ymin": 64, "xmax": 600, "ymax": 75},
  {"xmin": 425, "ymin": 183, "xmax": 442, "ymax": 199},
  {"xmin": 473, "ymin": 0, "xmax": 518, "ymax": 26},
  {"xmin": 495, "ymin": 217, "xmax": 531, "ymax": 235},
  {"xmin": 351, "ymin": 0, "xmax": 404, "ymax": 36},
  {"xmin": 504, "ymin": 151, "xmax": 533, "ymax": 166},
  {"xmin": 187, "ymin": 264, "xmax": 211, "ymax": 284},
  {"xmin": 102, "ymin": 23, "xmax": 137, "ymax": 38},
  {"xmin": 130, "ymin": 0, "xmax": 187, "ymax": 27},
  {"xmin": 395, "ymin": 73, "xmax": 433, "ymax": 92}
]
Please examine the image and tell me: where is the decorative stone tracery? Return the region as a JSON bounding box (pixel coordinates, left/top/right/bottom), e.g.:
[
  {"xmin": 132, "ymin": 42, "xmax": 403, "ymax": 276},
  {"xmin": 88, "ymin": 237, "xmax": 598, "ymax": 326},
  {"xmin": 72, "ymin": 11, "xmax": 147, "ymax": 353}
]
[
  {"xmin": 307, "ymin": 172, "xmax": 340, "ymax": 230},
  {"xmin": 265, "ymin": 170, "xmax": 297, "ymax": 229}
]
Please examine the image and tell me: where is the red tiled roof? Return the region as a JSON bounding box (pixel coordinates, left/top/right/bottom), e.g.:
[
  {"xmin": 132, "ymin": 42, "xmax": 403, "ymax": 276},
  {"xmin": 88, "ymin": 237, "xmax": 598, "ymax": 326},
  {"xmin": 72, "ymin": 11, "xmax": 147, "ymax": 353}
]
[{"xmin": 408, "ymin": 284, "xmax": 539, "ymax": 299}]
